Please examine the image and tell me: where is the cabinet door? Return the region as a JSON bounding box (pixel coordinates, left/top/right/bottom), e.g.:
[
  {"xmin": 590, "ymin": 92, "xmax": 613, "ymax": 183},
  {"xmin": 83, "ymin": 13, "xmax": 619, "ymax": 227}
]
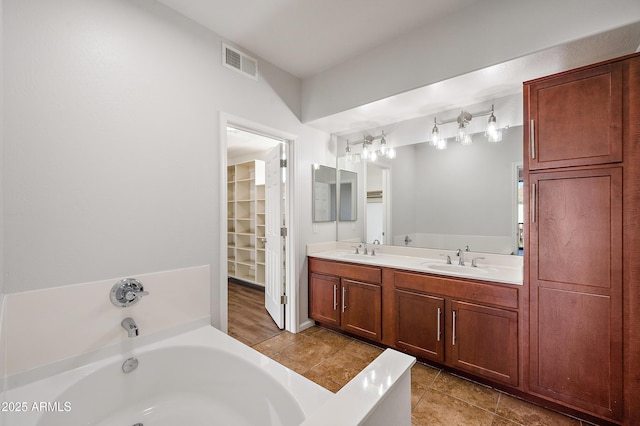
[
  {"xmin": 525, "ymin": 62, "xmax": 622, "ymax": 170},
  {"xmin": 309, "ymin": 273, "xmax": 340, "ymax": 327},
  {"xmin": 341, "ymin": 279, "xmax": 382, "ymax": 341},
  {"xmin": 529, "ymin": 167, "xmax": 623, "ymax": 421},
  {"xmin": 448, "ymin": 300, "xmax": 518, "ymax": 386},
  {"xmin": 395, "ymin": 289, "xmax": 445, "ymax": 363}
]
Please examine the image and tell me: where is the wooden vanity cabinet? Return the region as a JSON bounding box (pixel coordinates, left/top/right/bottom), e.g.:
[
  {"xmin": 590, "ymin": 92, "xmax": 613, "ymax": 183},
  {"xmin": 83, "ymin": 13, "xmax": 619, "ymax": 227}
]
[
  {"xmin": 393, "ymin": 271, "xmax": 519, "ymax": 386},
  {"xmin": 309, "ymin": 257, "xmax": 382, "ymax": 341}
]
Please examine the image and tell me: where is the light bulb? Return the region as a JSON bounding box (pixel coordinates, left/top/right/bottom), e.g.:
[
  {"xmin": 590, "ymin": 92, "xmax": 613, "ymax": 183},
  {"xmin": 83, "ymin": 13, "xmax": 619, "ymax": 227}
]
[
  {"xmin": 486, "ymin": 105, "xmax": 502, "ymax": 142},
  {"xmin": 362, "ymin": 143, "xmax": 369, "ymax": 160},
  {"xmin": 379, "ymin": 132, "xmax": 387, "ymax": 155},
  {"xmin": 430, "ymin": 119, "xmax": 439, "ymax": 147},
  {"xmin": 435, "ymin": 138, "xmax": 447, "ymax": 150},
  {"xmin": 456, "ymin": 121, "xmax": 467, "ymax": 142},
  {"xmin": 370, "ymin": 150, "xmax": 378, "ymax": 162},
  {"xmin": 387, "ymin": 147, "xmax": 396, "ymax": 159}
]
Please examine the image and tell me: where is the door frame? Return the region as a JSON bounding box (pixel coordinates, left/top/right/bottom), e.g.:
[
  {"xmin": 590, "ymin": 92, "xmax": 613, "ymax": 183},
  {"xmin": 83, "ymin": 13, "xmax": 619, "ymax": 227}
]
[{"xmin": 219, "ymin": 112, "xmax": 298, "ymax": 333}]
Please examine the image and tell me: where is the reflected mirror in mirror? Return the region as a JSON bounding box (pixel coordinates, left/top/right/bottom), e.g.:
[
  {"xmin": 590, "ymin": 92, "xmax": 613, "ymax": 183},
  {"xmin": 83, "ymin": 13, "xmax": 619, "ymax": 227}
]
[
  {"xmin": 312, "ymin": 165, "xmax": 337, "ymax": 222},
  {"xmin": 336, "ymin": 125, "xmax": 523, "ymax": 255},
  {"xmin": 338, "ymin": 169, "xmax": 357, "ymax": 221}
]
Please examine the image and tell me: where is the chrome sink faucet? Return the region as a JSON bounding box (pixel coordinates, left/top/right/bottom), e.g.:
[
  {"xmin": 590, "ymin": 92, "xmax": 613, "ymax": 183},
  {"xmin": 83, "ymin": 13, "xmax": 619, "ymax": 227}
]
[
  {"xmin": 456, "ymin": 249, "xmax": 465, "ymax": 266},
  {"xmin": 361, "ymin": 242, "xmax": 368, "ymax": 255},
  {"xmin": 472, "ymin": 257, "xmax": 485, "ymax": 267},
  {"xmin": 121, "ymin": 317, "xmax": 139, "ymax": 338}
]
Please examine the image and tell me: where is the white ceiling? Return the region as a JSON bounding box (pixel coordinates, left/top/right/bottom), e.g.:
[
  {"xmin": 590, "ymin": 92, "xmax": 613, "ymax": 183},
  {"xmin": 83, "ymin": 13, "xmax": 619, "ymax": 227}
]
[
  {"xmin": 156, "ymin": 0, "xmax": 640, "ymax": 137},
  {"xmin": 155, "ymin": 0, "xmax": 479, "ymax": 79},
  {"xmin": 227, "ymin": 127, "xmax": 281, "ymax": 160}
]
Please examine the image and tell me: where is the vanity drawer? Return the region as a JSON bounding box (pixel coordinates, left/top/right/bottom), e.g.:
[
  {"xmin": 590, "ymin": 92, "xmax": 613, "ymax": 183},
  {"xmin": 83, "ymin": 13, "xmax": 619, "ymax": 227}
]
[
  {"xmin": 394, "ymin": 270, "xmax": 518, "ymax": 310},
  {"xmin": 309, "ymin": 257, "xmax": 381, "ymax": 284}
]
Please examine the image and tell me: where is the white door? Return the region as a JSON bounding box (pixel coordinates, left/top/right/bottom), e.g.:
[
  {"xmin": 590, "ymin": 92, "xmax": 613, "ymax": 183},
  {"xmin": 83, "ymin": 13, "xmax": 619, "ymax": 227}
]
[{"xmin": 264, "ymin": 145, "xmax": 285, "ymax": 328}]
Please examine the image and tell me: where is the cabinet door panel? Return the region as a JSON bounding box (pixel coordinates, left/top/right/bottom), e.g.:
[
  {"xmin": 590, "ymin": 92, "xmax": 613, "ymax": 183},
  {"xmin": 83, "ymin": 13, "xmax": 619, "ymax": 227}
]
[
  {"xmin": 309, "ymin": 273, "xmax": 340, "ymax": 327},
  {"xmin": 526, "ymin": 62, "xmax": 622, "ymax": 169},
  {"xmin": 533, "ymin": 169, "xmax": 622, "ymax": 289},
  {"xmin": 395, "ymin": 289, "xmax": 445, "ymax": 363},
  {"xmin": 529, "ymin": 167, "xmax": 623, "ymax": 420},
  {"xmin": 342, "ymin": 279, "xmax": 382, "ymax": 341},
  {"xmin": 531, "ymin": 287, "xmax": 621, "ymax": 418},
  {"xmin": 449, "ymin": 300, "xmax": 518, "ymax": 386}
]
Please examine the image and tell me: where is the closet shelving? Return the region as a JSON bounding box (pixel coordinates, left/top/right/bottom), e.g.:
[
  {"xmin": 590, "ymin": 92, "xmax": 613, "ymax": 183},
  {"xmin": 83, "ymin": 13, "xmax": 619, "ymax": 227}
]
[{"xmin": 227, "ymin": 160, "xmax": 266, "ymax": 287}]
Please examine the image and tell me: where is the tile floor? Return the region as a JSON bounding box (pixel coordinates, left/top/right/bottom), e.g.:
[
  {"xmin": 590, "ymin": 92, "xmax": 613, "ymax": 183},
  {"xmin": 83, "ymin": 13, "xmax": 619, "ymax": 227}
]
[
  {"xmin": 253, "ymin": 327, "xmax": 598, "ymax": 426},
  {"xmin": 228, "ymin": 282, "xmax": 600, "ymax": 426}
]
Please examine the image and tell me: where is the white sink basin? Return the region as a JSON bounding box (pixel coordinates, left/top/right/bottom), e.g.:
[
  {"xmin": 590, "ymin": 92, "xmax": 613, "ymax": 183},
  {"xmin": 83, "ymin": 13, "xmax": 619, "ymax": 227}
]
[
  {"xmin": 422, "ymin": 263, "xmax": 490, "ymax": 275},
  {"xmin": 335, "ymin": 253, "xmax": 368, "ymax": 260}
]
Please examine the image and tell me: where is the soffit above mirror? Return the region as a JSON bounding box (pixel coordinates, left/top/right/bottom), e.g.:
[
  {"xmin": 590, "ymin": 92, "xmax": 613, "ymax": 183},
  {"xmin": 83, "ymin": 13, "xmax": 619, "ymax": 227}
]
[{"xmin": 306, "ymin": 23, "xmax": 640, "ymax": 137}]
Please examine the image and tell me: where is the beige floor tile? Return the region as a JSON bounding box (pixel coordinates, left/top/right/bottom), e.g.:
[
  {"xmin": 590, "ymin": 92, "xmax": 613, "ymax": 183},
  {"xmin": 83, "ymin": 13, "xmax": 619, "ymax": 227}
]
[
  {"xmin": 431, "ymin": 372, "xmax": 500, "ymax": 412},
  {"xmin": 343, "ymin": 339, "xmax": 384, "ymax": 363},
  {"xmin": 251, "ymin": 331, "xmax": 300, "ymax": 355},
  {"xmin": 491, "ymin": 415, "xmax": 524, "ymax": 426},
  {"xmin": 280, "ymin": 335, "xmax": 338, "ymax": 369},
  {"xmin": 303, "ymin": 369, "xmax": 343, "ymax": 393},
  {"xmin": 411, "ymin": 363, "xmax": 441, "ymax": 407},
  {"xmin": 306, "ymin": 350, "xmax": 370, "ymax": 387},
  {"xmin": 268, "ymin": 352, "xmax": 310, "ymax": 376},
  {"xmin": 496, "ymin": 394, "xmax": 581, "ymax": 426},
  {"xmin": 308, "ymin": 327, "xmax": 354, "ymax": 350},
  {"xmin": 412, "ymin": 389, "xmax": 494, "ymax": 426}
]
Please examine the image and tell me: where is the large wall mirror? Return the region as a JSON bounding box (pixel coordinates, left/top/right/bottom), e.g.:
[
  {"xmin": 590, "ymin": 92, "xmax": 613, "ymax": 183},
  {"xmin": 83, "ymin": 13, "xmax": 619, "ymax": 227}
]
[
  {"xmin": 335, "ymin": 125, "xmax": 524, "ymax": 255},
  {"xmin": 312, "ymin": 165, "xmax": 337, "ymax": 222}
]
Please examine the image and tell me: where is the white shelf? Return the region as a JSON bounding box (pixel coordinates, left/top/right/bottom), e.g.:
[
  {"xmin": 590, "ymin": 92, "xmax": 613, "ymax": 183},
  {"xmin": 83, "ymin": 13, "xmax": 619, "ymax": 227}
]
[{"xmin": 227, "ymin": 160, "xmax": 266, "ymax": 287}]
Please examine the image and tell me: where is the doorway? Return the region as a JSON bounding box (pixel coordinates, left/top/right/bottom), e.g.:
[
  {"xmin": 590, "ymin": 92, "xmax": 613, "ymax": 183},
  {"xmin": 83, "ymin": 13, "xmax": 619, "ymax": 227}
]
[
  {"xmin": 365, "ymin": 163, "xmax": 391, "ymax": 244},
  {"xmin": 220, "ymin": 113, "xmax": 297, "ymax": 334}
]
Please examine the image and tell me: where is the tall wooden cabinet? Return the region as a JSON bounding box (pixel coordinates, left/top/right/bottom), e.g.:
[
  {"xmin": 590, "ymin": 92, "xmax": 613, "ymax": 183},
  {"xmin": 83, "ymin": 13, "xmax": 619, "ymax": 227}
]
[
  {"xmin": 227, "ymin": 160, "xmax": 266, "ymax": 287},
  {"xmin": 524, "ymin": 53, "xmax": 640, "ymax": 425}
]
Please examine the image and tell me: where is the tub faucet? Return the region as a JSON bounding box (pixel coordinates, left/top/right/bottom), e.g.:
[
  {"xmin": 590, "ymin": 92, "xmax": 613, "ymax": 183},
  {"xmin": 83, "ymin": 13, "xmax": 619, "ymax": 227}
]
[{"xmin": 121, "ymin": 317, "xmax": 139, "ymax": 338}]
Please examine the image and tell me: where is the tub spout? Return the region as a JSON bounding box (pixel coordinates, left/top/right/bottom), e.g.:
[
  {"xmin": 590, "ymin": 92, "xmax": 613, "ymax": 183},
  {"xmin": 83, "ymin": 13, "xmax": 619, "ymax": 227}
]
[{"xmin": 121, "ymin": 317, "xmax": 139, "ymax": 338}]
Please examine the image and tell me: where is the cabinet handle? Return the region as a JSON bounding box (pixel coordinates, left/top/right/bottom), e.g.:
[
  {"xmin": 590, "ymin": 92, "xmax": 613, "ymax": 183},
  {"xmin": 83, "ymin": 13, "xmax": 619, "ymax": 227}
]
[
  {"xmin": 452, "ymin": 310, "xmax": 457, "ymax": 346},
  {"xmin": 531, "ymin": 183, "xmax": 536, "ymax": 223},
  {"xmin": 530, "ymin": 119, "xmax": 536, "ymax": 159},
  {"xmin": 333, "ymin": 284, "xmax": 337, "ymax": 310},
  {"xmin": 342, "ymin": 287, "xmax": 347, "ymax": 312},
  {"xmin": 437, "ymin": 308, "xmax": 441, "ymax": 342}
]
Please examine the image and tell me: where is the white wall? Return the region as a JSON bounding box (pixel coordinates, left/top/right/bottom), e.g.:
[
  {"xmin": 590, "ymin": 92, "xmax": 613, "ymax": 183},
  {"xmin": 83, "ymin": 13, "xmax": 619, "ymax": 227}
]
[
  {"xmin": 301, "ymin": 0, "xmax": 640, "ymax": 122},
  {"xmin": 2, "ymin": 0, "xmax": 333, "ymax": 330}
]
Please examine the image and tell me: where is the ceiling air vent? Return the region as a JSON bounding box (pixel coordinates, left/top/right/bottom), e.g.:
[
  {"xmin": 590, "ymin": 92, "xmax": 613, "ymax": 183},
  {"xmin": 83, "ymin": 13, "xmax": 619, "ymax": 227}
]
[{"xmin": 222, "ymin": 43, "xmax": 258, "ymax": 80}]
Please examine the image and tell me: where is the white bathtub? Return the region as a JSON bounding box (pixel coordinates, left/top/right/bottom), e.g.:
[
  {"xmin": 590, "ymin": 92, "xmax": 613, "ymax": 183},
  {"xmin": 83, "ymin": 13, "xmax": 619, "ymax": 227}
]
[
  {"xmin": 4, "ymin": 325, "xmax": 415, "ymax": 426},
  {"xmin": 4, "ymin": 325, "xmax": 333, "ymax": 425}
]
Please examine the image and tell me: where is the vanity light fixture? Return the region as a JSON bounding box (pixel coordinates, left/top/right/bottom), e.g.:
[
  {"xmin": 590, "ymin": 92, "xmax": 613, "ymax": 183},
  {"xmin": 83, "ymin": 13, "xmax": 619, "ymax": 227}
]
[
  {"xmin": 430, "ymin": 105, "xmax": 504, "ymax": 150},
  {"xmin": 345, "ymin": 131, "xmax": 395, "ymax": 162}
]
